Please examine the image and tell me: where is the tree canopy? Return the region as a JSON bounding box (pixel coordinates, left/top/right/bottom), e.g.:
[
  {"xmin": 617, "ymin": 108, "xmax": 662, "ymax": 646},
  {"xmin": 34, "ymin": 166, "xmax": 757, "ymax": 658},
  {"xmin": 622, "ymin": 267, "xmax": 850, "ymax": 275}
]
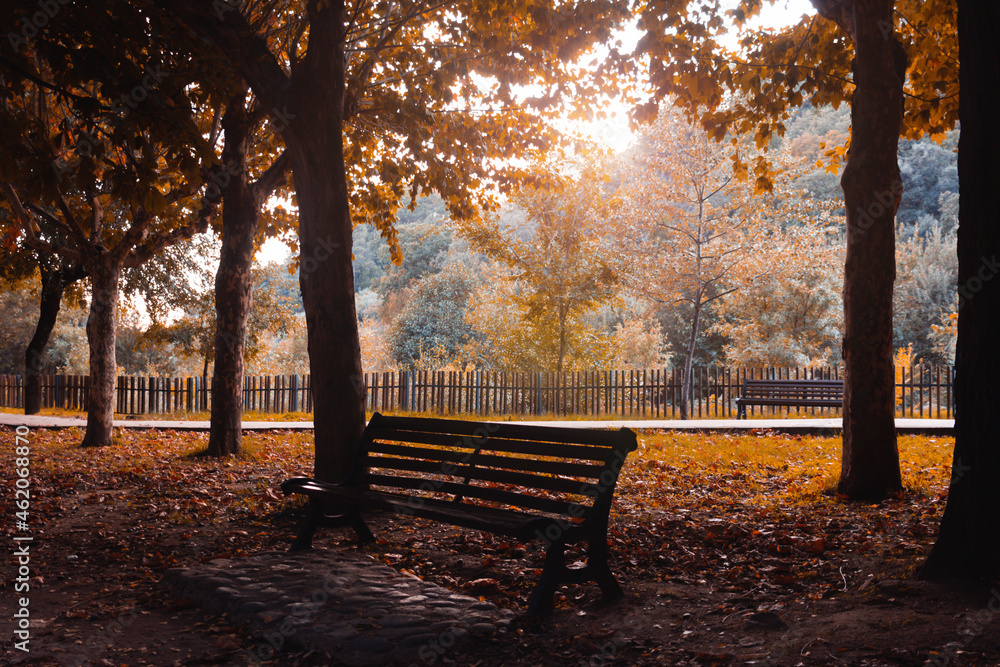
[
  {"xmin": 0, "ymin": 2, "xmax": 227, "ymax": 445},
  {"xmin": 153, "ymin": 0, "xmax": 634, "ymax": 481},
  {"xmin": 636, "ymin": 0, "xmax": 956, "ymax": 147},
  {"xmin": 635, "ymin": 0, "xmax": 959, "ymax": 499},
  {"xmin": 458, "ymin": 163, "xmax": 617, "ymax": 373}
]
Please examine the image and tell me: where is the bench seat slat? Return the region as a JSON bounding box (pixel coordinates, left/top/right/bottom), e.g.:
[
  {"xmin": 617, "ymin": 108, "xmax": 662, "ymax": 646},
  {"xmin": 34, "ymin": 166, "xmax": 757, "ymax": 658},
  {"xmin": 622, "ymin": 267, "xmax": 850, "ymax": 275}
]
[
  {"xmin": 362, "ymin": 472, "xmax": 588, "ymax": 517},
  {"xmin": 741, "ymin": 380, "xmax": 843, "ymax": 386},
  {"xmin": 367, "ymin": 443, "xmax": 606, "ymax": 478},
  {"xmin": 283, "ymin": 480, "xmax": 583, "ymax": 540},
  {"xmin": 472, "ymin": 453, "xmax": 605, "ymax": 478},
  {"xmin": 369, "ymin": 431, "xmax": 622, "ymax": 462},
  {"xmin": 363, "ymin": 454, "xmax": 598, "ymax": 496},
  {"xmin": 366, "ymin": 415, "xmax": 637, "ymax": 448},
  {"xmin": 742, "ymin": 389, "xmax": 841, "ymax": 394},
  {"xmin": 740, "ymin": 394, "xmax": 843, "ymax": 401},
  {"xmin": 745, "ymin": 384, "xmax": 843, "ymax": 392}
]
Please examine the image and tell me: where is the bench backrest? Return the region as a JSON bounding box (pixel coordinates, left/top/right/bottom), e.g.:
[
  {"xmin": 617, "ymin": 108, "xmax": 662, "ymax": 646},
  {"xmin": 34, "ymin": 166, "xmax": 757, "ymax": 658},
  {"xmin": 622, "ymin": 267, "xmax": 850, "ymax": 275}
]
[
  {"xmin": 356, "ymin": 413, "xmax": 637, "ymax": 523},
  {"xmin": 741, "ymin": 379, "xmax": 843, "ymax": 399}
]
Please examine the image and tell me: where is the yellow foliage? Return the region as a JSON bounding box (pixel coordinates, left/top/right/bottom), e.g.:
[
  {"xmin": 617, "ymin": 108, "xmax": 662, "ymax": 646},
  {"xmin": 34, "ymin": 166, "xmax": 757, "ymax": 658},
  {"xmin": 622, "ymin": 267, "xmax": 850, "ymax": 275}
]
[
  {"xmin": 456, "ymin": 158, "xmax": 618, "ymax": 372},
  {"xmin": 637, "ymin": 0, "xmax": 956, "ymax": 146},
  {"xmin": 636, "ymin": 431, "xmax": 954, "ymax": 504},
  {"xmin": 465, "ymin": 266, "xmax": 611, "ymax": 372},
  {"xmin": 894, "ymin": 344, "xmax": 914, "ymax": 409},
  {"xmin": 358, "ymin": 320, "xmax": 398, "ymax": 373}
]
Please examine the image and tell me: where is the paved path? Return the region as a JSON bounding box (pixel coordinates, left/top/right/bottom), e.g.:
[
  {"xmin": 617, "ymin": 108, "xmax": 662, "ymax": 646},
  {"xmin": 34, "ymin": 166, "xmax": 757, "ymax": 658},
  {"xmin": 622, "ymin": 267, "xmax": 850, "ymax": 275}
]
[
  {"xmin": 0, "ymin": 412, "xmax": 314, "ymax": 431},
  {"xmin": 162, "ymin": 549, "xmax": 513, "ymax": 666},
  {"xmin": 0, "ymin": 411, "xmax": 954, "ymax": 434}
]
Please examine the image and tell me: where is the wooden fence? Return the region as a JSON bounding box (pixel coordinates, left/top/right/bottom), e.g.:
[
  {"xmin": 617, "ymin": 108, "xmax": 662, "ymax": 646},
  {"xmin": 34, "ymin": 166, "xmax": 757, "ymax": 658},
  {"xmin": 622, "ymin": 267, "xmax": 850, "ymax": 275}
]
[{"xmin": 0, "ymin": 365, "xmax": 954, "ymax": 419}]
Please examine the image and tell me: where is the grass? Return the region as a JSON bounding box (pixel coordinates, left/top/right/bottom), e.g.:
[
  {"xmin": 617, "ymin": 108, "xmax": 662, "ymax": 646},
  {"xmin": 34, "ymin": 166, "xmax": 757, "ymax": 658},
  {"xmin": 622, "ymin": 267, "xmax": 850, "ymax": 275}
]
[
  {"xmin": 634, "ymin": 430, "xmax": 954, "ymax": 504},
  {"xmin": 3, "ymin": 423, "xmax": 953, "ymax": 506}
]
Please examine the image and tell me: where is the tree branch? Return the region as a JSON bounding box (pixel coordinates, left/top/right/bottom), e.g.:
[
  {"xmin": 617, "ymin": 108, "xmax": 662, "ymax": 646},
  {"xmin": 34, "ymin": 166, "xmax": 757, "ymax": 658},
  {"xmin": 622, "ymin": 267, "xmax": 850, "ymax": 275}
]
[
  {"xmin": 124, "ymin": 200, "xmax": 218, "ymax": 268},
  {"xmin": 158, "ymin": 0, "xmax": 292, "ymax": 114},
  {"xmin": 1, "ymin": 183, "xmax": 41, "ymax": 238},
  {"xmin": 2, "ymin": 184, "xmax": 84, "ymax": 262},
  {"xmin": 809, "ymin": 0, "xmax": 855, "ymax": 36},
  {"xmin": 251, "ymin": 150, "xmax": 291, "ymax": 202}
]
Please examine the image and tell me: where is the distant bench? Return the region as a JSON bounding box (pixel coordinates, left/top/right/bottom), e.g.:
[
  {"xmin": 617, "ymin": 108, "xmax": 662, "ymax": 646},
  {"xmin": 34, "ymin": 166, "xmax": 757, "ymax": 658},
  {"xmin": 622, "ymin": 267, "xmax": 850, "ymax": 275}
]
[
  {"xmin": 281, "ymin": 412, "xmax": 638, "ymax": 615},
  {"xmin": 735, "ymin": 379, "xmax": 844, "ymax": 419}
]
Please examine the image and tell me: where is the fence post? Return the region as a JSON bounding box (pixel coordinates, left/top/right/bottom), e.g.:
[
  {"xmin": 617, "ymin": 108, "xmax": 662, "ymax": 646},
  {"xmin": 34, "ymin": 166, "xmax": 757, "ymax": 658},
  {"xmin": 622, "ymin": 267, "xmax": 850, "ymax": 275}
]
[
  {"xmin": 399, "ymin": 371, "xmax": 408, "ymax": 412},
  {"xmin": 204, "ymin": 364, "xmax": 948, "ymax": 420}
]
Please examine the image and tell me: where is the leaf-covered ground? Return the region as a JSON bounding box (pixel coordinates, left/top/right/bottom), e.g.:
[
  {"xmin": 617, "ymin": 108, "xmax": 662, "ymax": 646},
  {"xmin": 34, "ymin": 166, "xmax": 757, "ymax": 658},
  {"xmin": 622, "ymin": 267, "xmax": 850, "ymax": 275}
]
[{"xmin": 2, "ymin": 425, "xmax": 998, "ymax": 666}]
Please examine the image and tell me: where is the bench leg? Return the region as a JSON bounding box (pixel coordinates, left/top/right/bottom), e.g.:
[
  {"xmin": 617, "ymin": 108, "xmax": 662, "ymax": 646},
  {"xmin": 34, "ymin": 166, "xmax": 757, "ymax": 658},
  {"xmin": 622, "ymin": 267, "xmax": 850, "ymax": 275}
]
[
  {"xmin": 290, "ymin": 497, "xmax": 323, "ymax": 551},
  {"xmin": 588, "ymin": 538, "xmax": 624, "ymax": 603},
  {"xmin": 290, "ymin": 500, "xmax": 375, "ymax": 550},
  {"xmin": 528, "ymin": 537, "xmax": 626, "ymax": 614},
  {"xmin": 348, "ymin": 506, "xmax": 376, "ymax": 544},
  {"xmin": 528, "ymin": 541, "xmax": 565, "ymax": 615}
]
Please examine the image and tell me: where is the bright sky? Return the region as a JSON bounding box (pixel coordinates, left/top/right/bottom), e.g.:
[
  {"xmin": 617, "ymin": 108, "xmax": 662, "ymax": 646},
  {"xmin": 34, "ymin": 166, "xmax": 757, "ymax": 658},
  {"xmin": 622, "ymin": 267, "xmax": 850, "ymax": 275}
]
[
  {"xmin": 257, "ymin": 0, "xmax": 818, "ymax": 266},
  {"xmin": 576, "ymin": 0, "xmax": 817, "ymax": 153}
]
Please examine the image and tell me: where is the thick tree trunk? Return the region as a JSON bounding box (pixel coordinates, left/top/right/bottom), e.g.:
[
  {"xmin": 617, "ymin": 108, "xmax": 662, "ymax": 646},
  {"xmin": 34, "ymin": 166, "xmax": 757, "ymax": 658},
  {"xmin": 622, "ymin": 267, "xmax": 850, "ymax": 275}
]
[
  {"xmin": 291, "ymin": 148, "xmax": 365, "ymax": 482},
  {"xmin": 208, "ymin": 95, "xmax": 255, "ymax": 458},
  {"xmin": 920, "ymin": 0, "xmax": 1000, "ymax": 581},
  {"xmin": 162, "ymin": 0, "xmax": 367, "ymax": 480},
  {"xmin": 24, "ymin": 265, "xmax": 64, "ymax": 415},
  {"xmin": 285, "ymin": 0, "xmax": 365, "ymax": 482},
  {"xmin": 81, "ymin": 259, "xmax": 120, "ymax": 448},
  {"xmin": 835, "ymin": 0, "xmax": 904, "ymax": 500}
]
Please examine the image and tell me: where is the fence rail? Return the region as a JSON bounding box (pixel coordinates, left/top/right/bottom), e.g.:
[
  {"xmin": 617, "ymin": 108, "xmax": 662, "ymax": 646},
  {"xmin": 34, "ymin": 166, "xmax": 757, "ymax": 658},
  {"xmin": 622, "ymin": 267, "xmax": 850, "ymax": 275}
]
[{"xmin": 0, "ymin": 365, "xmax": 953, "ymax": 419}]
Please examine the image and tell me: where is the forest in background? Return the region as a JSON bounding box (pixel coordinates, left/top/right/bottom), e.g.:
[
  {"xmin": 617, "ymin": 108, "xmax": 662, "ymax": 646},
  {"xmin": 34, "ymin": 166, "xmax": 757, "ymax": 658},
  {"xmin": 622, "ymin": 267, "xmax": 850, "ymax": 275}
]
[{"xmin": 0, "ymin": 103, "xmax": 958, "ymax": 381}]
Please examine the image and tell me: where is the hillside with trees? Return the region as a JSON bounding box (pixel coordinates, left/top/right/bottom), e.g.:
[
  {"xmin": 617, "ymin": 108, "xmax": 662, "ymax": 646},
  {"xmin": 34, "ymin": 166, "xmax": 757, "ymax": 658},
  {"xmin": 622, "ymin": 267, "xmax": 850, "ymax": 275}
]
[
  {"xmin": 340, "ymin": 104, "xmax": 958, "ymax": 376},
  {"xmin": 0, "ymin": 104, "xmax": 959, "ymax": 381}
]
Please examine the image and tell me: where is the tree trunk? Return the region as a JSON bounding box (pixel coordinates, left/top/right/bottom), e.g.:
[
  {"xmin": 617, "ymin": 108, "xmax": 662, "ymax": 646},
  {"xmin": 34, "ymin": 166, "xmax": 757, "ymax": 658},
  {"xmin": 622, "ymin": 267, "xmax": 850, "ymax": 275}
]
[
  {"xmin": 680, "ymin": 299, "xmax": 703, "ymax": 421},
  {"xmin": 557, "ymin": 309, "xmax": 567, "ymax": 373},
  {"xmin": 81, "ymin": 258, "xmax": 120, "ymax": 448},
  {"xmin": 835, "ymin": 0, "xmax": 904, "ymax": 500},
  {"xmin": 24, "ymin": 265, "xmax": 64, "ymax": 415},
  {"xmin": 208, "ymin": 95, "xmax": 255, "ymax": 458},
  {"xmin": 162, "ymin": 0, "xmax": 368, "ymax": 480},
  {"xmin": 920, "ymin": 0, "xmax": 1000, "ymax": 581},
  {"xmin": 291, "ymin": 150, "xmax": 365, "ymax": 482},
  {"xmin": 285, "ymin": 0, "xmax": 365, "ymax": 482}
]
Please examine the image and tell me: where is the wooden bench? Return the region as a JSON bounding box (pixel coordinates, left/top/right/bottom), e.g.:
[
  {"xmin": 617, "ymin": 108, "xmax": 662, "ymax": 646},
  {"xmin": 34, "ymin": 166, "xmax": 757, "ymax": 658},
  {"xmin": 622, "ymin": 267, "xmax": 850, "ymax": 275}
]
[
  {"xmin": 735, "ymin": 379, "xmax": 844, "ymax": 418},
  {"xmin": 280, "ymin": 412, "xmax": 638, "ymax": 615}
]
